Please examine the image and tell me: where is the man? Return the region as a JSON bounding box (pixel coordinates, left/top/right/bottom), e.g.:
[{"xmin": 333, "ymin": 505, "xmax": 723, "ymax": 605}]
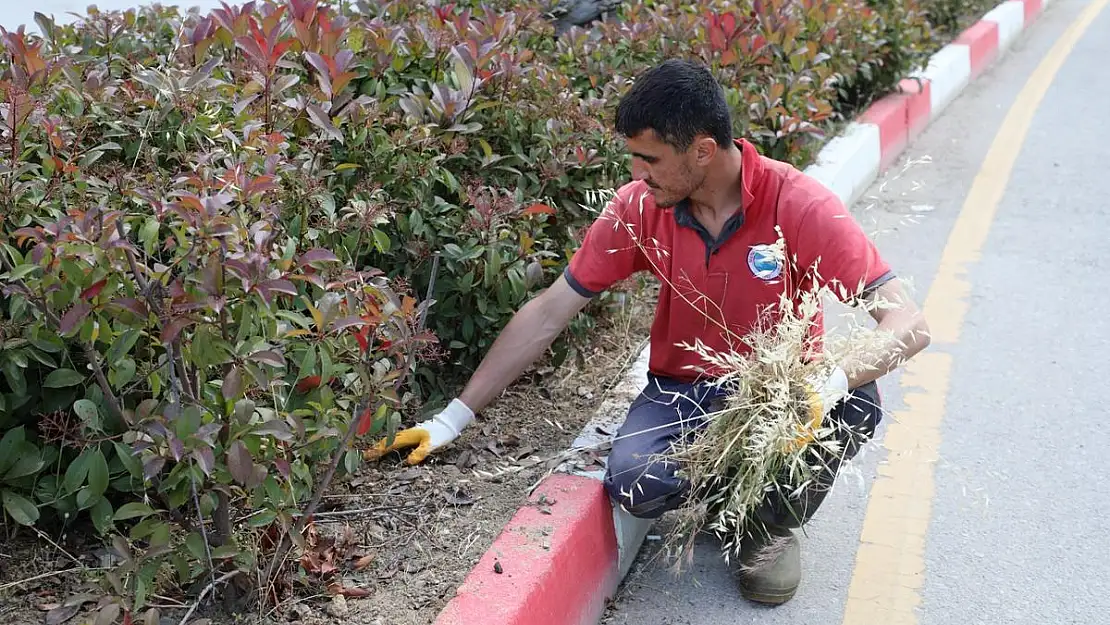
[{"xmin": 365, "ymin": 59, "xmax": 930, "ymax": 604}]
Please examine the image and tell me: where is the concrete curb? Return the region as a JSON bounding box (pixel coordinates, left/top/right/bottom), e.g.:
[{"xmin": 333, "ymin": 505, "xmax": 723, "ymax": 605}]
[{"xmin": 433, "ymin": 1, "xmax": 1048, "ymax": 622}]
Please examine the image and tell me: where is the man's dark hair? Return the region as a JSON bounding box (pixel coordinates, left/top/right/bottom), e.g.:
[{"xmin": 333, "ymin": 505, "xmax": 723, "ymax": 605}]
[{"xmin": 614, "ymin": 58, "xmax": 734, "ymax": 152}]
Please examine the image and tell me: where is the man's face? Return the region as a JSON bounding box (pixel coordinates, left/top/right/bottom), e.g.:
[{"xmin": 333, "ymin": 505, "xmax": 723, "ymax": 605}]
[{"xmin": 625, "ymin": 130, "xmax": 706, "ymax": 208}]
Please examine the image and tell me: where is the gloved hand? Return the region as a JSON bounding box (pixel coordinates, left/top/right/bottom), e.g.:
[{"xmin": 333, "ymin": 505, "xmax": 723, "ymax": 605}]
[
  {"xmin": 362, "ymin": 398, "xmax": 475, "ymax": 465},
  {"xmin": 790, "ymin": 366, "xmax": 850, "ymax": 451},
  {"xmin": 810, "ymin": 366, "xmax": 849, "ymax": 419}
]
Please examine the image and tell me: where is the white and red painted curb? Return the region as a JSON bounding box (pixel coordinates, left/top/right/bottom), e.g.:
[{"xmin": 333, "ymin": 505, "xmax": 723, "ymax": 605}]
[
  {"xmin": 804, "ymin": 0, "xmax": 1046, "ymax": 207},
  {"xmin": 433, "ymin": 1, "xmax": 1049, "ymax": 622}
]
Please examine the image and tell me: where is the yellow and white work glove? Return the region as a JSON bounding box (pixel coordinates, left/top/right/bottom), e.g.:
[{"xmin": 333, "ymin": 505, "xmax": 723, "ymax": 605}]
[
  {"xmin": 363, "ymin": 398, "xmax": 475, "ymax": 465},
  {"xmin": 792, "ymin": 366, "xmax": 850, "ymax": 450}
]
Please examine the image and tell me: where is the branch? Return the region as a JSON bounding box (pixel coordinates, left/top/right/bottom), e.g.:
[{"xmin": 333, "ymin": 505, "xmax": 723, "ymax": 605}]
[
  {"xmin": 114, "ymin": 220, "xmax": 198, "ymax": 402},
  {"xmin": 176, "ymin": 570, "xmax": 240, "ymax": 625}
]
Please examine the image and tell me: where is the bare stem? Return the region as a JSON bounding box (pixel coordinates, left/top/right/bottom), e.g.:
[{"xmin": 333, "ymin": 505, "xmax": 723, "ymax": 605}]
[{"xmin": 176, "ymin": 570, "xmax": 240, "ymax": 625}]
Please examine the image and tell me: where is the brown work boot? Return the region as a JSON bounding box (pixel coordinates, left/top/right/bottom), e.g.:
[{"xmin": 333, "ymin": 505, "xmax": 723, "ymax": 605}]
[{"xmin": 734, "ymin": 525, "xmax": 801, "ymax": 605}]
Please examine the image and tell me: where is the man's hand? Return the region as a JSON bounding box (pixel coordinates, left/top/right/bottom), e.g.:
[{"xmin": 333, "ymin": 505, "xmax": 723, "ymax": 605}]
[
  {"xmin": 363, "ymin": 399, "xmax": 475, "ymax": 465},
  {"xmin": 790, "ymin": 366, "xmax": 850, "ymax": 451}
]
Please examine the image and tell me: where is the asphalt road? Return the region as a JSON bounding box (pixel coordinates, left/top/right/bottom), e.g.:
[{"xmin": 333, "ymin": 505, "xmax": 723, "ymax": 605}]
[
  {"xmin": 0, "ymin": 0, "xmax": 226, "ymax": 31},
  {"xmin": 602, "ymin": 0, "xmax": 1110, "ymax": 623}
]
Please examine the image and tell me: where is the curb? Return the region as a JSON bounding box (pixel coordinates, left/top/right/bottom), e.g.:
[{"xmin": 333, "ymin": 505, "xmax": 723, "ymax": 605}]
[{"xmin": 433, "ymin": 1, "xmax": 1047, "ymax": 622}]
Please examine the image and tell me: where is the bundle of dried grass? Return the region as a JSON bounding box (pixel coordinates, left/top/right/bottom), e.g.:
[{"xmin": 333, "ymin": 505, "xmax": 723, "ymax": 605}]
[{"xmin": 657, "ymin": 263, "xmax": 898, "ymax": 568}]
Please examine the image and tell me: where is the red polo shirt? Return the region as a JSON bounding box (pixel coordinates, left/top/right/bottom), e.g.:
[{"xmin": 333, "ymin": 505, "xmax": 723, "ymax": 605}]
[{"xmin": 564, "ymin": 139, "xmax": 893, "ymax": 382}]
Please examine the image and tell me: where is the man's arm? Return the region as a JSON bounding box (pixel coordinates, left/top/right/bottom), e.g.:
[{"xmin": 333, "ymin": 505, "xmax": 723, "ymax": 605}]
[
  {"xmin": 842, "ymin": 277, "xmax": 932, "ymax": 389},
  {"xmin": 457, "ymin": 274, "xmax": 592, "ymax": 414}
]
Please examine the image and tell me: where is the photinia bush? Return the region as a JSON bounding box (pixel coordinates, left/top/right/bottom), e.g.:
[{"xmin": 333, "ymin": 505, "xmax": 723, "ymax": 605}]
[{"xmin": 0, "ymin": 0, "xmax": 995, "ymax": 619}]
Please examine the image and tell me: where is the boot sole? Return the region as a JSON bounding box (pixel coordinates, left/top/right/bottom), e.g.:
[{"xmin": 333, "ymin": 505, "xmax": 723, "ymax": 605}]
[{"xmin": 739, "ymin": 583, "xmax": 797, "ymax": 605}]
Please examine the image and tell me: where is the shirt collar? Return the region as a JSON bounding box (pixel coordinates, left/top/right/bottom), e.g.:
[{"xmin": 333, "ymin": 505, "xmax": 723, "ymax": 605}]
[{"xmin": 674, "ymin": 138, "xmax": 761, "ymax": 227}]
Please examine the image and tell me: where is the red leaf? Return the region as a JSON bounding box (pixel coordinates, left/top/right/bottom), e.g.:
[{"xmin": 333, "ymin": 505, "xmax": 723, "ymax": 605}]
[
  {"xmin": 245, "ymin": 174, "xmax": 277, "ymax": 197},
  {"xmin": 234, "ymin": 34, "xmax": 267, "ymax": 65},
  {"xmin": 331, "ymin": 316, "xmax": 370, "ymax": 332},
  {"xmin": 80, "ymin": 279, "xmax": 108, "ymax": 300},
  {"xmin": 304, "ymin": 51, "xmax": 331, "ymax": 79},
  {"xmin": 522, "ymin": 203, "xmax": 554, "ymax": 216},
  {"xmin": 161, "ymin": 317, "xmax": 195, "ymax": 343},
  {"xmin": 222, "ymin": 366, "xmax": 243, "ymax": 401},
  {"xmin": 261, "ymin": 279, "xmax": 298, "ymax": 296},
  {"xmin": 299, "ymin": 248, "xmax": 340, "ymax": 267},
  {"xmin": 59, "ymin": 303, "xmax": 91, "ymax": 335},
  {"xmin": 355, "ymin": 406, "xmax": 375, "ymax": 436},
  {"xmin": 112, "ymin": 298, "xmax": 149, "ymax": 317},
  {"xmin": 227, "ymin": 441, "xmax": 256, "ymax": 487},
  {"xmin": 295, "ymin": 375, "xmax": 323, "ymax": 393},
  {"xmin": 270, "ymin": 40, "xmax": 294, "ymax": 67}
]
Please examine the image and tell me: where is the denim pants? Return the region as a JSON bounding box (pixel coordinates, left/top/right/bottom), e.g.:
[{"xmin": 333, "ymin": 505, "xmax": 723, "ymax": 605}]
[{"xmin": 603, "ymin": 373, "xmax": 883, "ymax": 526}]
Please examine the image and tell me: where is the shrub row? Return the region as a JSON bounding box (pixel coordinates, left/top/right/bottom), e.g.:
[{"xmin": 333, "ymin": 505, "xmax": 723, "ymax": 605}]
[{"xmin": 0, "ymin": 0, "xmax": 995, "ymax": 618}]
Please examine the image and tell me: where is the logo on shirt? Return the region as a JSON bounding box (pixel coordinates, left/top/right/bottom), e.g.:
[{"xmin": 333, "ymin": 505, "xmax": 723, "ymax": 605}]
[{"xmin": 747, "ymin": 244, "xmax": 784, "ymax": 281}]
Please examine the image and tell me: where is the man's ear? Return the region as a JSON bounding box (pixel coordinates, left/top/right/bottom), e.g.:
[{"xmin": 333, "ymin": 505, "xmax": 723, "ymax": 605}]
[{"xmin": 693, "ymin": 135, "xmax": 717, "ymax": 165}]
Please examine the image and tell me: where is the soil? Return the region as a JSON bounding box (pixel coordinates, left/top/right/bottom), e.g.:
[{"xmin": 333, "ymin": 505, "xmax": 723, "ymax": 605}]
[{"xmin": 0, "ymin": 282, "xmax": 657, "ymax": 625}]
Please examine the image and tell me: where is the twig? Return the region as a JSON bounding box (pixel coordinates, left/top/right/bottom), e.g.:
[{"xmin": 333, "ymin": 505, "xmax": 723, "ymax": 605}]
[
  {"xmin": 30, "ymin": 527, "xmax": 84, "ymax": 569},
  {"xmin": 176, "ymin": 570, "xmax": 240, "ymax": 625},
  {"xmin": 0, "ymin": 568, "xmax": 87, "ymax": 592},
  {"xmin": 114, "ymin": 219, "xmax": 197, "ymax": 403},
  {"xmin": 310, "ymin": 503, "xmax": 421, "ymax": 519}
]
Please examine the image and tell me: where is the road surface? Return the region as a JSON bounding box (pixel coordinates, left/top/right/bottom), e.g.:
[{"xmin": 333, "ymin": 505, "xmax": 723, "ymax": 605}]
[
  {"xmin": 0, "ymin": 1, "xmax": 226, "ymax": 31},
  {"xmin": 602, "ymin": 0, "xmax": 1110, "ymax": 623}
]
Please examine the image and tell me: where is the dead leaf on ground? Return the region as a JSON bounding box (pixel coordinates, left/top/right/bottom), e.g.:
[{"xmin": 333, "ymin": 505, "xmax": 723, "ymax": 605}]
[
  {"xmin": 328, "ymin": 581, "xmax": 372, "ymax": 598},
  {"xmin": 445, "ymin": 487, "xmax": 476, "ymax": 506},
  {"xmin": 45, "ymin": 604, "xmax": 82, "ymax": 625},
  {"xmin": 353, "ymin": 554, "xmax": 374, "ymax": 570},
  {"xmin": 455, "ymin": 449, "xmax": 478, "ymax": 469}
]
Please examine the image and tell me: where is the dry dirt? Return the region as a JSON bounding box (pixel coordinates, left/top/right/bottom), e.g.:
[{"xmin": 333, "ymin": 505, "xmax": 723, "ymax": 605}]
[{"xmin": 0, "ymin": 283, "xmax": 657, "ymax": 625}]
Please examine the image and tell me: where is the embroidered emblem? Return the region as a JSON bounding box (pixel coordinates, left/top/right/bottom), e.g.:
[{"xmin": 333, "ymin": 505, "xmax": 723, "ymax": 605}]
[{"xmin": 747, "ymin": 244, "xmax": 784, "ymax": 280}]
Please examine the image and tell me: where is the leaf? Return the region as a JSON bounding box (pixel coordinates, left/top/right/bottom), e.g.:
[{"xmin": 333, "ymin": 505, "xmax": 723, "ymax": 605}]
[
  {"xmin": 5, "ymin": 263, "xmax": 40, "ymax": 280},
  {"xmin": 73, "ymin": 399, "xmax": 101, "ymax": 429},
  {"xmin": 371, "ymin": 228, "xmax": 390, "ymax": 253},
  {"xmin": 113, "ymin": 502, "xmax": 156, "ymax": 521},
  {"xmin": 192, "ymin": 446, "xmax": 215, "ymax": 476},
  {"xmin": 64, "ymin": 450, "xmax": 92, "ymax": 495},
  {"xmin": 227, "ymin": 441, "xmax": 257, "ymax": 487},
  {"xmin": 2, "ymin": 490, "xmax": 40, "ymax": 526},
  {"xmin": 222, "ymin": 366, "xmax": 243, "ymax": 401},
  {"xmin": 44, "ymin": 368, "xmax": 84, "ymax": 388},
  {"xmin": 87, "ymin": 449, "xmax": 110, "ymax": 499},
  {"xmin": 161, "ymin": 317, "xmax": 195, "ymax": 343},
  {"xmin": 0, "ymin": 428, "xmax": 26, "ymax": 475},
  {"xmin": 253, "ymin": 420, "xmax": 294, "ymax": 441},
  {"xmin": 59, "ymin": 303, "xmax": 92, "ymax": 335},
  {"xmin": 114, "ymin": 442, "xmax": 143, "ymax": 480},
  {"xmin": 139, "ymin": 218, "xmax": 159, "ymax": 255},
  {"xmin": 299, "ymin": 248, "xmax": 340, "ymax": 266},
  {"xmin": 330, "ymin": 316, "xmax": 369, "ymax": 332},
  {"xmin": 91, "ymin": 496, "xmax": 114, "ymax": 535},
  {"xmin": 249, "ymin": 349, "xmax": 286, "ymax": 368},
  {"xmin": 45, "ymin": 603, "xmax": 82, "ymax": 625},
  {"xmin": 4, "ymin": 443, "xmax": 44, "ymax": 479},
  {"xmin": 143, "ymin": 456, "xmax": 166, "ymax": 481},
  {"xmin": 306, "ymin": 104, "xmax": 344, "ymax": 143},
  {"xmin": 522, "ymin": 203, "xmax": 555, "ymax": 216}
]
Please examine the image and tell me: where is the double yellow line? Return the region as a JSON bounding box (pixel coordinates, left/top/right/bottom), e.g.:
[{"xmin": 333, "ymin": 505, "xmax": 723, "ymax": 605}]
[{"xmin": 841, "ymin": 0, "xmax": 1110, "ymax": 622}]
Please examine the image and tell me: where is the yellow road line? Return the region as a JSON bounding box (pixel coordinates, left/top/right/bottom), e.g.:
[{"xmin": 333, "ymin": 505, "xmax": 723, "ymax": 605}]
[{"xmin": 841, "ymin": 1, "xmax": 1110, "ymax": 623}]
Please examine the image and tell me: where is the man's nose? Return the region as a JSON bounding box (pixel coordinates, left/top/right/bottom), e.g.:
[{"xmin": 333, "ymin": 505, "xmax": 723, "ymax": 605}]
[{"xmin": 631, "ymin": 161, "xmax": 649, "ymax": 182}]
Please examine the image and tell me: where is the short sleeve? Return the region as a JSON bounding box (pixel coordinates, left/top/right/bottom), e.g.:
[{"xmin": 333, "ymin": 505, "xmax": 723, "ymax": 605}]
[
  {"xmin": 564, "ymin": 187, "xmax": 650, "ymax": 298},
  {"xmin": 788, "ymin": 186, "xmax": 894, "ymax": 303}
]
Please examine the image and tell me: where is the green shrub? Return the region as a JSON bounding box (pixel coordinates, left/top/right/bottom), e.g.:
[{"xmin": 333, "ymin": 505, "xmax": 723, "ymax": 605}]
[{"xmin": 0, "ymin": 0, "xmax": 999, "ymax": 618}]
